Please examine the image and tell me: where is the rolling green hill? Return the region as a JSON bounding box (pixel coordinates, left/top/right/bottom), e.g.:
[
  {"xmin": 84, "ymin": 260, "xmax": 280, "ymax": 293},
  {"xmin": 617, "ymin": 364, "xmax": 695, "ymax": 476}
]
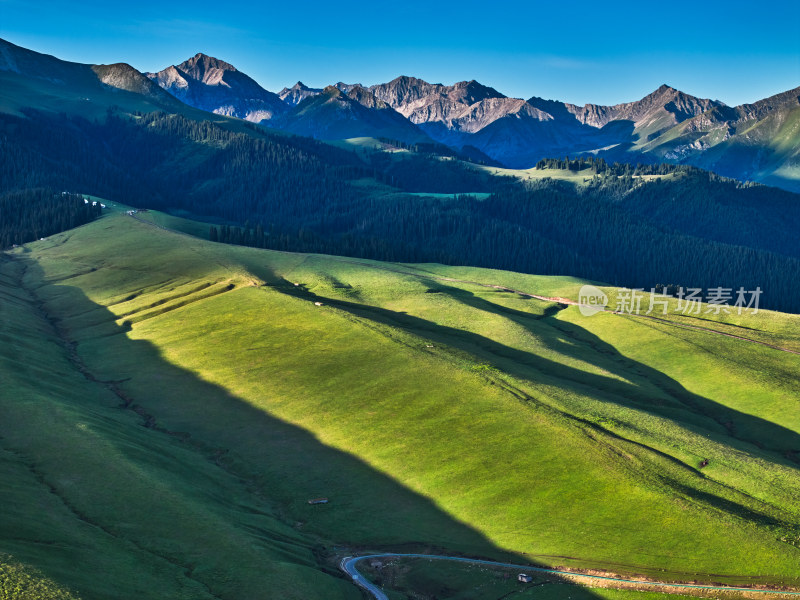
[{"xmin": 2, "ymin": 207, "xmax": 799, "ymax": 599}]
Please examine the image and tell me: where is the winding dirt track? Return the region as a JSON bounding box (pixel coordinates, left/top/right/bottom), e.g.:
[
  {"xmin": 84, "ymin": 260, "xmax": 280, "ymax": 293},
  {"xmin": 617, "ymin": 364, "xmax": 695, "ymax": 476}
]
[{"xmin": 340, "ymin": 554, "xmax": 800, "ymax": 599}]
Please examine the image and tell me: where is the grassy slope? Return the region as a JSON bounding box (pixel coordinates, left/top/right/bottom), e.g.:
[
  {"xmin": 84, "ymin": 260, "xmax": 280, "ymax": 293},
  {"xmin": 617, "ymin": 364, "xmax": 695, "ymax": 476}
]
[
  {"xmin": 0, "ymin": 234, "xmax": 359, "ymax": 599},
  {"xmin": 2, "ymin": 211, "xmax": 800, "ymax": 597},
  {"xmin": 0, "ymin": 69, "xmax": 159, "ymax": 119},
  {"xmin": 0, "ymin": 555, "xmax": 81, "ymax": 600},
  {"xmin": 329, "ymin": 136, "xmax": 672, "ymax": 192}
]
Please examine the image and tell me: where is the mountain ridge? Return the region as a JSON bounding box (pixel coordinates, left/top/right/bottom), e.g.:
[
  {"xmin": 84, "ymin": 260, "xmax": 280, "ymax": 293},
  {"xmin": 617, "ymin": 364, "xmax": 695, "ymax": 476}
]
[
  {"xmin": 0, "ymin": 37, "xmax": 192, "ymax": 116},
  {"xmin": 4, "ymin": 38, "xmax": 798, "ymax": 190},
  {"xmin": 275, "ymin": 84, "xmax": 432, "ymax": 143},
  {"xmin": 279, "ymin": 81, "xmax": 322, "ymax": 106}
]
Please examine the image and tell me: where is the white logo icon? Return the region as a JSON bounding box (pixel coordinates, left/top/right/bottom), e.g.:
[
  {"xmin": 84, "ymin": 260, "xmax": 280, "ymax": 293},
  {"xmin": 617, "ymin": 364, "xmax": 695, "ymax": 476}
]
[{"xmin": 578, "ymin": 285, "xmax": 608, "ymax": 317}]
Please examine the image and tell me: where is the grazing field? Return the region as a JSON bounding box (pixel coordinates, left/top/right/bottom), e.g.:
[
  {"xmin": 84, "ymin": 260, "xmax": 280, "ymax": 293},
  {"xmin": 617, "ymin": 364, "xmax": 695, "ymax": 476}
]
[{"xmin": 1, "ymin": 208, "xmax": 799, "ymax": 599}]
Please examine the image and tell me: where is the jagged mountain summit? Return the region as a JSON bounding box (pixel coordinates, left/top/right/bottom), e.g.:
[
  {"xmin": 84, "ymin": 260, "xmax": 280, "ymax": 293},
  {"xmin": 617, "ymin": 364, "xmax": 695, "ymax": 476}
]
[
  {"xmin": 639, "ymin": 85, "xmax": 800, "ymax": 190},
  {"xmin": 276, "ymin": 84, "xmax": 432, "ymax": 143},
  {"xmin": 366, "ymin": 77, "xmax": 725, "ymax": 166},
  {"xmin": 370, "ymin": 76, "xmax": 506, "ymax": 124},
  {"xmin": 278, "ymin": 81, "xmax": 322, "ymax": 106},
  {"xmin": 146, "ymin": 53, "xmax": 287, "ymax": 123},
  {"xmin": 558, "ymin": 84, "xmax": 723, "ymax": 131},
  {"xmin": 147, "ymin": 55, "xmax": 430, "ymax": 143}
]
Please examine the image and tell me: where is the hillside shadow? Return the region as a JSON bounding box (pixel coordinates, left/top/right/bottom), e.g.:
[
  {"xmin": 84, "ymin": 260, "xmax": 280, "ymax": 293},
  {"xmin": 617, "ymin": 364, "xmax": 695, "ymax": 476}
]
[
  {"xmin": 264, "ymin": 276, "xmax": 800, "ymax": 488},
  {"xmin": 421, "ymin": 282, "xmax": 800, "ymax": 457},
  {"xmin": 15, "ymin": 256, "xmax": 617, "ymax": 600}
]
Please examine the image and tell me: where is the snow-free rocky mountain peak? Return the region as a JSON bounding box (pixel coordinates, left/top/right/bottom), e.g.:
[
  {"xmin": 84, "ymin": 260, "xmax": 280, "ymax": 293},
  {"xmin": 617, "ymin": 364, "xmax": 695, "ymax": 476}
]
[
  {"xmin": 278, "ymin": 81, "xmax": 322, "ymax": 106},
  {"xmin": 275, "ymin": 84, "xmax": 432, "ymax": 143},
  {"xmin": 146, "ymin": 53, "xmax": 287, "ymax": 123}
]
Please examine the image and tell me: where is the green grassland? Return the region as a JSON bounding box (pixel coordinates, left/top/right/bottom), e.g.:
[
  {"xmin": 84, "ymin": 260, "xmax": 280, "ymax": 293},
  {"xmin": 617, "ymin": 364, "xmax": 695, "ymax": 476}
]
[
  {"xmin": 331, "ymin": 135, "xmax": 677, "ymax": 189},
  {"xmin": 474, "ymin": 164, "xmax": 677, "ymax": 187},
  {"xmin": 1, "ymin": 209, "xmax": 800, "ymax": 599},
  {"xmin": 332, "ymin": 135, "xmax": 684, "ymax": 199},
  {"xmin": 330, "ymin": 137, "xmax": 414, "ymax": 153}
]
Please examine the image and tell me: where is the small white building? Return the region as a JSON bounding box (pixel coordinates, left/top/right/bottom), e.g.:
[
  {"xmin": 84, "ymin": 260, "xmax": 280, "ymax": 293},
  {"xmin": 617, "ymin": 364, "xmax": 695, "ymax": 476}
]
[{"xmin": 518, "ymin": 574, "xmax": 533, "ymax": 583}]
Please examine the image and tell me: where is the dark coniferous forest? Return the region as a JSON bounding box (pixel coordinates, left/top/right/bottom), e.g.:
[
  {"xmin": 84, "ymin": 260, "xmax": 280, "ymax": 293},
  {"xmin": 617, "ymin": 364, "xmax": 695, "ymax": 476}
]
[{"xmin": 0, "ymin": 189, "xmax": 101, "ymax": 249}]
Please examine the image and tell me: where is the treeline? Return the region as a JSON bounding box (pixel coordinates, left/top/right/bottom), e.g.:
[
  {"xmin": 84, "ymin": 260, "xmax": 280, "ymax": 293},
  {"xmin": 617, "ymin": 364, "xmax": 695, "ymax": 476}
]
[
  {"xmin": 612, "ymin": 170, "xmax": 800, "ymax": 259},
  {"xmin": 0, "ymin": 189, "xmax": 101, "ymax": 249},
  {"xmin": 483, "ymin": 179, "xmax": 800, "ymax": 310},
  {"xmin": 206, "ymin": 172, "xmax": 800, "ymax": 313},
  {"xmin": 535, "ymin": 156, "xmax": 693, "ymax": 176},
  {"xmin": 366, "ymin": 152, "xmax": 499, "ymax": 193},
  {"xmin": 0, "ymin": 108, "xmax": 494, "ymax": 219},
  {"xmin": 376, "ymin": 137, "xmax": 499, "ymax": 166},
  {"xmin": 210, "ymin": 223, "xmax": 269, "ymax": 247}
]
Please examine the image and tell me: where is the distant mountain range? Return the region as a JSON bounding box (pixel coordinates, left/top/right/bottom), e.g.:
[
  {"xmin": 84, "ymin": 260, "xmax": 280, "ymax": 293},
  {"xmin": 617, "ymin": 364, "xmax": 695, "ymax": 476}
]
[
  {"xmin": 1, "ymin": 37, "xmax": 798, "ymax": 190},
  {"xmin": 144, "ymin": 52, "xmax": 800, "ymax": 190}
]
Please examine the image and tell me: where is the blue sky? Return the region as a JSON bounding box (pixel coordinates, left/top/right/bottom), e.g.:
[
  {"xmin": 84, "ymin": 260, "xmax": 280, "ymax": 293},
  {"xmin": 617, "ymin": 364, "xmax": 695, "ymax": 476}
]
[{"xmin": 1, "ymin": 0, "xmax": 798, "ymax": 106}]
